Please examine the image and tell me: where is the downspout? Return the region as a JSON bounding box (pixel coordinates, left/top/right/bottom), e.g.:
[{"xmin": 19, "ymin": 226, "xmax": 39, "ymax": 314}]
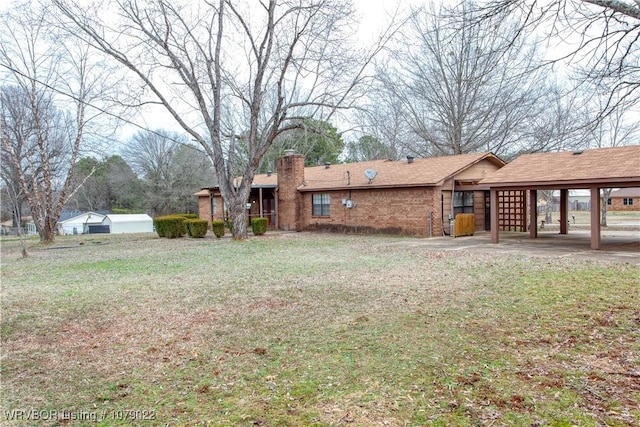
[
  {"xmin": 451, "ymin": 175, "xmax": 455, "ymax": 220},
  {"xmin": 441, "ymin": 194, "xmax": 449, "ymax": 236},
  {"xmin": 442, "ymin": 176, "xmax": 456, "ymax": 236},
  {"xmin": 450, "ymin": 175, "xmax": 456, "ymax": 237}
]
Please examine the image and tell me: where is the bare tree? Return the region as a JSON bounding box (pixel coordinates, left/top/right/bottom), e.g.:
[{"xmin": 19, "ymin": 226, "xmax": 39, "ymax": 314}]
[
  {"xmin": 378, "ymin": 2, "xmax": 552, "ymax": 158},
  {"xmin": 344, "ymin": 135, "xmax": 396, "ymax": 162},
  {"xmin": 350, "ymin": 80, "xmax": 412, "ymax": 160},
  {"xmin": 0, "ymin": 3, "xmax": 112, "ymax": 242},
  {"xmin": 53, "ymin": 0, "xmax": 383, "ymax": 239},
  {"xmin": 123, "ymin": 130, "xmax": 213, "ymax": 216},
  {"xmin": 525, "ymin": 87, "xmax": 591, "ymax": 158},
  {"xmin": 585, "ymin": 96, "xmax": 640, "ymax": 225},
  {"xmin": 0, "ymin": 87, "xmax": 29, "ymax": 233},
  {"xmin": 0, "ymin": 84, "xmax": 78, "ymax": 243},
  {"xmin": 472, "ymin": 0, "xmax": 640, "ymax": 120}
]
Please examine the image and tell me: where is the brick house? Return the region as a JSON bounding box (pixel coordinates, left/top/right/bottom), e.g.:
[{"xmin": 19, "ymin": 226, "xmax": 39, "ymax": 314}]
[
  {"xmin": 608, "ymin": 188, "xmax": 640, "ymax": 211},
  {"xmin": 195, "ymin": 151, "xmax": 507, "ymax": 237}
]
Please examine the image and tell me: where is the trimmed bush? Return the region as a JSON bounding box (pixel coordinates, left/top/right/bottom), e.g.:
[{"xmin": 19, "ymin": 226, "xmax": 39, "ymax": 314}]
[
  {"xmin": 251, "ymin": 218, "xmax": 268, "ymax": 236},
  {"xmin": 212, "ymin": 220, "xmax": 225, "ymax": 238},
  {"xmin": 153, "ymin": 215, "xmax": 186, "ymax": 238},
  {"xmin": 185, "ymin": 219, "xmax": 208, "ymax": 238},
  {"xmin": 154, "ymin": 216, "xmax": 166, "ymax": 237},
  {"xmin": 175, "ymin": 213, "xmax": 198, "ymax": 219}
]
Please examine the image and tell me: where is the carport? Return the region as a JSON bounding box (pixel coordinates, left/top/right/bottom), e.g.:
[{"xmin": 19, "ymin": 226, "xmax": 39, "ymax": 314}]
[{"xmin": 482, "ymin": 145, "xmax": 640, "ymax": 249}]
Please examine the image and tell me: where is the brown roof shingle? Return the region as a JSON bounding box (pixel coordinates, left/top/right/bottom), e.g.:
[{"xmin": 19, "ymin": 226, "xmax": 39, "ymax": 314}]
[
  {"xmin": 481, "ymin": 145, "xmax": 640, "ymax": 188},
  {"xmin": 250, "ymin": 173, "xmax": 278, "ymax": 187},
  {"xmin": 279, "ymin": 152, "xmax": 504, "ymax": 191},
  {"xmin": 610, "ymin": 187, "xmax": 640, "ymax": 198}
]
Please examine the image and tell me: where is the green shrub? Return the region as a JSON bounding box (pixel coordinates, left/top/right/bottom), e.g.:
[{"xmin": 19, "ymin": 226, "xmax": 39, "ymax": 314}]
[
  {"xmin": 185, "ymin": 219, "xmax": 208, "ymax": 238},
  {"xmin": 251, "ymin": 218, "xmax": 268, "ymax": 236},
  {"xmin": 153, "ymin": 216, "xmax": 166, "ymax": 237},
  {"xmin": 153, "ymin": 215, "xmax": 186, "ymax": 238},
  {"xmin": 212, "ymin": 220, "xmax": 225, "ymax": 238},
  {"xmin": 175, "ymin": 213, "xmax": 198, "ymax": 219}
]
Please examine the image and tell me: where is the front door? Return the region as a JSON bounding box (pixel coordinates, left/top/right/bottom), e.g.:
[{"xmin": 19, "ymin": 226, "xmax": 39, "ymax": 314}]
[{"xmin": 263, "ymin": 198, "xmax": 275, "ymax": 227}]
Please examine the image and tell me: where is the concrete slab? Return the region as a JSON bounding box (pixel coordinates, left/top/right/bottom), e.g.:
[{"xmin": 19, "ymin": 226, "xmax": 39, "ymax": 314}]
[{"xmin": 393, "ymin": 230, "xmax": 640, "ymax": 264}]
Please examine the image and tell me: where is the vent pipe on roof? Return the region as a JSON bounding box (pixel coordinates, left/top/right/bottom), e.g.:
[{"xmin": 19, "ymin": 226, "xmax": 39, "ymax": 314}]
[
  {"xmin": 267, "ymin": 170, "xmax": 272, "ymax": 177},
  {"xmin": 324, "ymin": 162, "xmax": 331, "ymax": 169},
  {"xmin": 407, "ymin": 155, "xmax": 414, "ymax": 164},
  {"xmin": 573, "ymin": 150, "xmax": 583, "ymax": 155}
]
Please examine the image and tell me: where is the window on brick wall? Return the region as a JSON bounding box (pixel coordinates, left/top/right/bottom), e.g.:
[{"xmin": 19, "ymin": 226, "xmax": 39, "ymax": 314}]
[
  {"xmin": 312, "ymin": 193, "xmax": 330, "ymax": 216},
  {"xmin": 453, "ymin": 191, "xmax": 474, "ymax": 216},
  {"xmin": 211, "ymin": 197, "xmax": 217, "ymax": 214},
  {"xmin": 623, "ymin": 198, "xmax": 633, "ymax": 205},
  {"xmin": 607, "ymin": 198, "xmax": 612, "ymax": 206}
]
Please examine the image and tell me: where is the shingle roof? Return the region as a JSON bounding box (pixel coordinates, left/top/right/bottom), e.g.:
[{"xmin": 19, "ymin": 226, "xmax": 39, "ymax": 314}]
[
  {"xmin": 58, "ymin": 211, "xmax": 106, "ymax": 224},
  {"xmin": 192, "ymin": 189, "xmax": 210, "ymax": 197},
  {"xmin": 610, "ymin": 187, "xmax": 640, "ymax": 198},
  {"xmin": 481, "ymin": 145, "xmax": 640, "ymax": 188},
  {"xmin": 290, "ymin": 152, "xmax": 504, "ymax": 191},
  {"xmin": 251, "ymin": 173, "xmax": 278, "ymax": 187},
  {"xmin": 196, "ymin": 152, "xmax": 504, "ymax": 193}
]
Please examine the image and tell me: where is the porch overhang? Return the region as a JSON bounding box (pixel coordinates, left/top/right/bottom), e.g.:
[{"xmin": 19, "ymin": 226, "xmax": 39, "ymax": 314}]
[{"xmin": 482, "ymin": 145, "xmax": 640, "ymax": 250}]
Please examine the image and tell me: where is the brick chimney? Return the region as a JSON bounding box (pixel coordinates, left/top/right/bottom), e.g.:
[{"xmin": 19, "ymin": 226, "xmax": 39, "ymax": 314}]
[{"xmin": 276, "ymin": 151, "xmax": 305, "ymax": 231}]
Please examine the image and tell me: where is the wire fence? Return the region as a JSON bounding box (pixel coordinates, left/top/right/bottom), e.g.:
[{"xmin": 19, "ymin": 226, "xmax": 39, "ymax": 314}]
[{"xmin": 0, "ymin": 226, "xmax": 36, "ymax": 236}]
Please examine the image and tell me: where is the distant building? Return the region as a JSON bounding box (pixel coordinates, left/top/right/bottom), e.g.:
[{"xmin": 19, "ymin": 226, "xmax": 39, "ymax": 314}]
[
  {"xmin": 57, "ymin": 212, "xmax": 107, "ymax": 235},
  {"xmin": 608, "ymin": 188, "xmax": 640, "ymax": 212},
  {"xmin": 102, "ymin": 214, "xmax": 154, "ymax": 233}
]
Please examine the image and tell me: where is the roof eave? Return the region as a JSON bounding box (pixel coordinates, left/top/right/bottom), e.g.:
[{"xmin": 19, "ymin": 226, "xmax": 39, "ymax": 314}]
[
  {"xmin": 484, "ymin": 177, "xmax": 640, "ymax": 190},
  {"xmin": 298, "ymin": 182, "xmax": 441, "ymax": 192}
]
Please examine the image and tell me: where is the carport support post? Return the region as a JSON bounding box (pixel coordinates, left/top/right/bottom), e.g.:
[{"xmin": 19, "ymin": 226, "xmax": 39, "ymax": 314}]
[
  {"xmin": 529, "ymin": 189, "xmax": 537, "ymax": 239},
  {"xmin": 490, "ymin": 189, "xmax": 499, "ymax": 244},
  {"xmin": 590, "ymin": 187, "xmax": 601, "ymax": 250},
  {"xmin": 560, "ymin": 189, "xmax": 568, "ymax": 235}
]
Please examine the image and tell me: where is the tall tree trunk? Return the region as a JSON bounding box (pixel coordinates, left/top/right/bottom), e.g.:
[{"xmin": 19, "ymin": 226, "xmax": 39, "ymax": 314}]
[
  {"xmin": 40, "ymin": 221, "xmax": 56, "ymax": 243},
  {"xmin": 600, "ymin": 189, "xmax": 612, "ymax": 227},
  {"xmin": 229, "ymin": 199, "xmax": 248, "ymax": 240}
]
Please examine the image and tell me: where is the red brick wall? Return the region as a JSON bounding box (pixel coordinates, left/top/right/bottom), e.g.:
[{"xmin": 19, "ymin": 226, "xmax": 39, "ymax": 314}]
[
  {"xmin": 298, "ymin": 187, "xmax": 442, "ymax": 236},
  {"xmin": 198, "ymin": 195, "xmax": 211, "ymax": 224},
  {"xmin": 270, "ymin": 152, "xmax": 499, "ymax": 236},
  {"xmin": 197, "ymin": 193, "xmax": 224, "ymax": 224},
  {"xmin": 609, "ymin": 197, "xmax": 639, "ymax": 212},
  {"xmin": 277, "ymin": 154, "xmax": 305, "ymax": 231}
]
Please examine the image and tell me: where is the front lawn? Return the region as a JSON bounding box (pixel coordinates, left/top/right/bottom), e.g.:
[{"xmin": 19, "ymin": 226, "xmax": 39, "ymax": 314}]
[{"xmin": 1, "ymin": 233, "xmax": 638, "ymax": 426}]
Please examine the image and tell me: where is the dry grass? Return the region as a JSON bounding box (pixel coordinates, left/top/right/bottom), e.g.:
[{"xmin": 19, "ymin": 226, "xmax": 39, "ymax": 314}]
[{"xmin": 1, "ymin": 232, "xmax": 639, "ymax": 426}]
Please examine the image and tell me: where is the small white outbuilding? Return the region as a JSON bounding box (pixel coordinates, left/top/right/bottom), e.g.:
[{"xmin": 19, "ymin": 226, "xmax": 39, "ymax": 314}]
[
  {"xmin": 57, "ymin": 212, "xmax": 106, "ymax": 235},
  {"xmin": 102, "ymin": 214, "xmax": 154, "ymax": 234}
]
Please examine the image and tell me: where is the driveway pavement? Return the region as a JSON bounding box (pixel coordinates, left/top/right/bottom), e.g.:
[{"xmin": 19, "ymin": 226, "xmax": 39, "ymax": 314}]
[{"xmin": 394, "ymin": 229, "xmax": 640, "ymax": 264}]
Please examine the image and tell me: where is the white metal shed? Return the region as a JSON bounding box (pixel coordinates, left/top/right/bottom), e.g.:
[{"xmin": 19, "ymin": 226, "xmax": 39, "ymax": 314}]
[
  {"xmin": 57, "ymin": 212, "xmax": 106, "ymax": 235},
  {"xmin": 102, "ymin": 214, "xmax": 154, "ymax": 234}
]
